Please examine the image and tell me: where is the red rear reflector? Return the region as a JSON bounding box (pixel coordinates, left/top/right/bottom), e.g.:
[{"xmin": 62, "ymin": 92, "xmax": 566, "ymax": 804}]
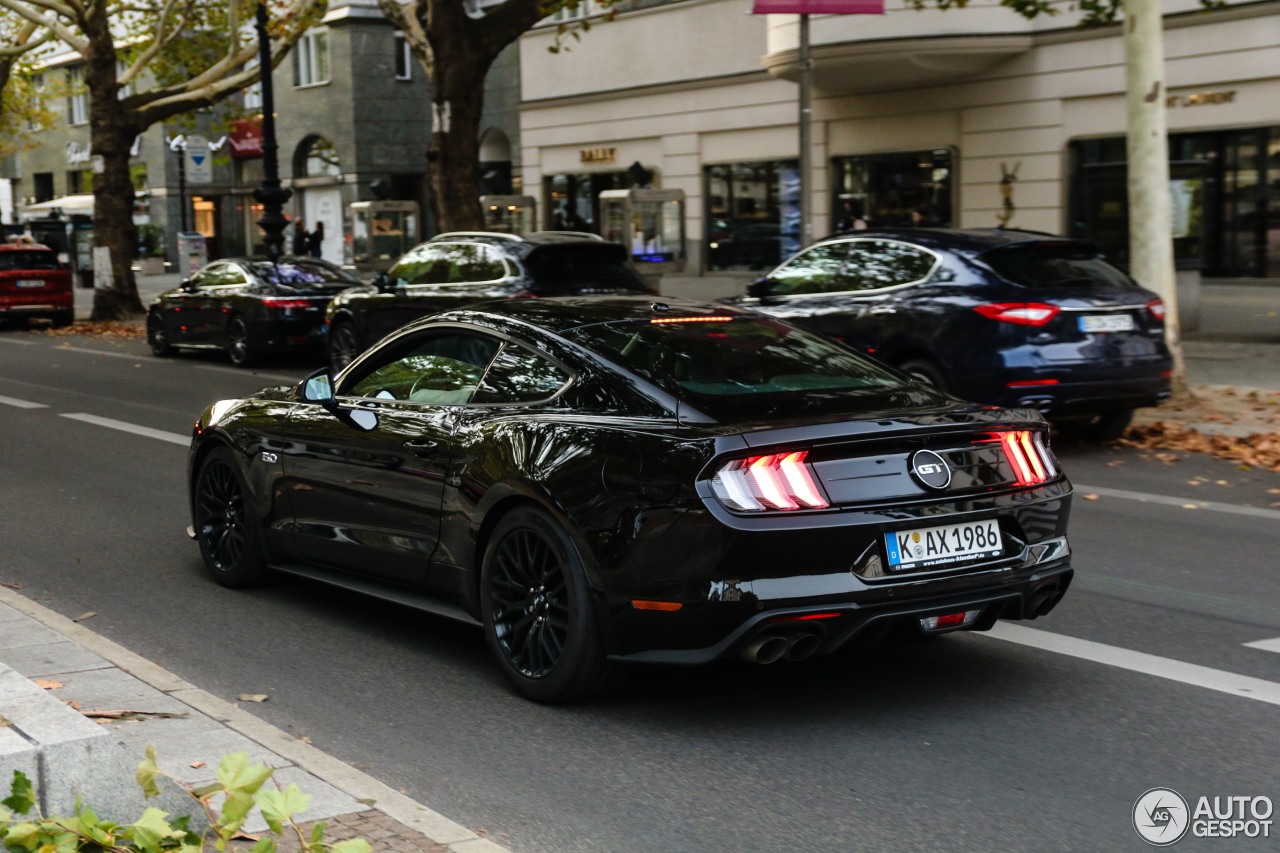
[
  {"xmin": 1160, "ymin": 370, "xmax": 1172, "ymax": 377},
  {"xmin": 1146, "ymin": 298, "xmax": 1166, "ymax": 321},
  {"xmin": 261, "ymin": 297, "xmax": 315, "ymax": 309},
  {"xmin": 632, "ymin": 600, "xmax": 682, "ymax": 612},
  {"xmin": 649, "ymin": 315, "xmax": 735, "ymax": 324},
  {"xmin": 766, "ymin": 612, "xmax": 842, "ymax": 624},
  {"xmin": 1006, "ymin": 379, "xmax": 1059, "ymax": 387},
  {"xmin": 935, "ymin": 612, "xmax": 968, "ymax": 629},
  {"xmin": 974, "ymin": 303, "xmax": 1060, "ymax": 326}
]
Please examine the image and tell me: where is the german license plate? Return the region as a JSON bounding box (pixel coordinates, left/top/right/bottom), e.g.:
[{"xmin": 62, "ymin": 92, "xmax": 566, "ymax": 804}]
[
  {"xmin": 15, "ymin": 279, "xmax": 45, "ymax": 288},
  {"xmin": 1078, "ymin": 313, "xmax": 1134, "ymax": 333},
  {"xmin": 884, "ymin": 520, "xmax": 1002, "ymax": 572}
]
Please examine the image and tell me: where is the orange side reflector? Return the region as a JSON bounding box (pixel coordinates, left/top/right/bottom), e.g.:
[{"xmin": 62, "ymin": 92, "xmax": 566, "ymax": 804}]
[{"xmin": 632, "ymin": 600, "xmax": 682, "ymax": 612}]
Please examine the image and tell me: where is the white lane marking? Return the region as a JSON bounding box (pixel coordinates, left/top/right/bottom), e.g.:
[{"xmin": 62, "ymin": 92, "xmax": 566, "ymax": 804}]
[
  {"xmin": 60, "ymin": 413, "xmax": 188, "ymax": 446},
  {"xmin": 1073, "ymin": 483, "xmax": 1280, "ymax": 522},
  {"xmin": 984, "ymin": 623, "xmax": 1280, "ymax": 707},
  {"xmin": 55, "ymin": 345, "xmax": 148, "ymax": 360},
  {"xmin": 0, "ymin": 337, "xmax": 36, "ymax": 345},
  {"xmin": 0, "ymin": 394, "xmax": 48, "ymax": 409},
  {"xmin": 1244, "ymin": 637, "xmax": 1280, "ymax": 655}
]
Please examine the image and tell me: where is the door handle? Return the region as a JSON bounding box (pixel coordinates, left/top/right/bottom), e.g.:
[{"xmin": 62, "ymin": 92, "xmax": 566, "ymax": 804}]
[
  {"xmin": 865, "ymin": 307, "xmax": 897, "ymax": 316},
  {"xmin": 403, "ymin": 439, "xmax": 439, "ymax": 454}
]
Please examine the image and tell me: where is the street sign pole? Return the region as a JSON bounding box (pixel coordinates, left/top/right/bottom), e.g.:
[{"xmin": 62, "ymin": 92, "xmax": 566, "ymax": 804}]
[{"xmin": 799, "ymin": 12, "xmax": 812, "ymax": 249}]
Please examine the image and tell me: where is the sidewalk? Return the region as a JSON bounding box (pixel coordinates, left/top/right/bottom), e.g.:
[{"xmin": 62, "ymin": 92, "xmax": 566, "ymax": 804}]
[{"xmin": 0, "ymin": 586, "xmax": 506, "ymax": 853}]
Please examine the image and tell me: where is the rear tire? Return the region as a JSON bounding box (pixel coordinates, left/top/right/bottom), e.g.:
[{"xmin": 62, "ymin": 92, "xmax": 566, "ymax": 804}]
[
  {"xmin": 328, "ymin": 319, "xmax": 361, "ymax": 374},
  {"xmin": 50, "ymin": 311, "xmax": 73, "ymax": 329},
  {"xmin": 147, "ymin": 312, "xmax": 175, "ymax": 356},
  {"xmin": 1056, "ymin": 408, "xmax": 1134, "ymax": 442},
  {"xmin": 480, "ymin": 506, "xmax": 628, "ymax": 703},
  {"xmin": 226, "ymin": 316, "xmax": 256, "ymax": 368},
  {"xmin": 898, "ymin": 358, "xmax": 948, "ymax": 392},
  {"xmin": 193, "ymin": 447, "xmax": 269, "ymax": 588}
]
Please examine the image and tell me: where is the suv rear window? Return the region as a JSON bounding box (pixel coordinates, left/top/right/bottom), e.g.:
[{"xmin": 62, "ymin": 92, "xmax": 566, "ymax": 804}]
[
  {"xmin": 523, "ymin": 244, "xmax": 650, "ymax": 294},
  {"xmin": 0, "ymin": 250, "xmax": 60, "ymax": 271},
  {"xmin": 562, "ymin": 315, "xmax": 924, "ymax": 418},
  {"xmin": 980, "ymin": 241, "xmax": 1137, "ymax": 290}
]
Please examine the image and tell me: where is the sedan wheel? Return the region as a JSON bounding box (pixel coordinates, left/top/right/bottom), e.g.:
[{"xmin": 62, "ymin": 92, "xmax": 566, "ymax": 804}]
[
  {"xmin": 899, "ymin": 358, "xmax": 948, "ymax": 391},
  {"xmin": 193, "ymin": 447, "xmax": 268, "ymax": 587},
  {"xmin": 328, "ymin": 320, "xmax": 361, "ymax": 373},
  {"xmin": 147, "ymin": 312, "xmax": 175, "ymax": 356},
  {"xmin": 226, "ymin": 316, "xmax": 255, "ymax": 368},
  {"xmin": 1056, "ymin": 408, "xmax": 1134, "ymax": 443},
  {"xmin": 481, "ymin": 507, "xmax": 628, "ymax": 702}
]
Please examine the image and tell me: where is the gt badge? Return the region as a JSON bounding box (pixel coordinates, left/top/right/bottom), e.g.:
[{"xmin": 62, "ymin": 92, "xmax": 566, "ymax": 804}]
[{"xmin": 910, "ymin": 449, "xmax": 951, "ymax": 490}]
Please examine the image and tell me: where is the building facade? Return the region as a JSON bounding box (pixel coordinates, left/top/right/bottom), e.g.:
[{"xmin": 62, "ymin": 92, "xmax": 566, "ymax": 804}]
[{"xmin": 518, "ymin": 0, "xmax": 1280, "ymax": 279}]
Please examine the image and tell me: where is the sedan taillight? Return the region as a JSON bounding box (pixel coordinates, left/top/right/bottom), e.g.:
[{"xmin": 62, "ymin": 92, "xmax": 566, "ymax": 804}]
[
  {"xmin": 711, "ymin": 451, "xmax": 830, "ymax": 512},
  {"xmin": 261, "ymin": 297, "xmax": 316, "ymax": 309},
  {"xmin": 973, "ymin": 303, "xmax": 1060, "ymax": 326},
  {"xmin": 1146, "ymin": 298, "xmax": 1166, "ymax": 322},
  {"xmin": 982, "ymin": 431, "xmax": 1058, "ymax": 487}
]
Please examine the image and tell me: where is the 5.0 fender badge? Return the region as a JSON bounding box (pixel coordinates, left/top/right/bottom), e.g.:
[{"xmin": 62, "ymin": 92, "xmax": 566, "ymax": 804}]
[{"xmin": 910, "ymin": 449, "xmax": 951, "ymax": 490}]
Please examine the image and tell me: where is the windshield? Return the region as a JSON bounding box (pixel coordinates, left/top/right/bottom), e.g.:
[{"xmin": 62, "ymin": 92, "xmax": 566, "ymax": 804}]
[
  {"xmin": 524, "ymin": 244, "xmax": 650, "ymax": 294},
  {"xmin": 0, "ymin": 250, "xmax": 60, "ymax": 271},
  {"xmin": 980, "ymin": 241, "xmax": 1138, "ymax": 290},
  {"xmin": 249, "ymin": 260, "xmax": 355, "ymax": 289},
  {"xmin": 562, "ymin": 314, "xmax": 922, "ymax": 418}
]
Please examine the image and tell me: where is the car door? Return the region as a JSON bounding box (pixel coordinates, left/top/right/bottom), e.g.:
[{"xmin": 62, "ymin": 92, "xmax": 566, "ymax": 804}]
[
  {"xmin": 164, "ymin": 267, "xmax": 218, "ymax": 345},
  {"xmin": 183, "ymin": 263, "xmax": 244, "ymax": 345},
  {"xmin": 281, "ymin": 328, "xmax": 502, "ymax": 586},
  {"xmin": 835, "ymin": 239, "xmax": 943, "ymax": 355}
]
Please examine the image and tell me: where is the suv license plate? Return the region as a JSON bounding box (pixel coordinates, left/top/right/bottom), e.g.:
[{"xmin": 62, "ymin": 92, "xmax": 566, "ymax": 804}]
[
  {"xmin": 884, "ymin": 520, "xmax": 1002, "ymax": 572},
  {"xmin": 1078, "ymin": 314, "xmax": 1134, "ymax": 333},
  {"xmin": 15, "ymin": 279, "xmax": 45, "ymax": 288}
]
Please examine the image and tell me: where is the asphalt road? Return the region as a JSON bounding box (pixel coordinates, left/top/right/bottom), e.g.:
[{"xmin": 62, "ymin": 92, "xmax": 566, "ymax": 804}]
[{"xmin": 2, "ymin": 329, "xmax": 1279, "ymax": 852}]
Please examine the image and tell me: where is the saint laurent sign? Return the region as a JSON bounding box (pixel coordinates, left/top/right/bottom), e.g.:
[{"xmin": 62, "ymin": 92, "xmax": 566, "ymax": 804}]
[
  {"xmin": 1166, "ymin": 90, "xmax": 1236, "ymax": 108},
  {"xmin": 580, "ymin": 147, "xmax": 617, "ymax": 164}
]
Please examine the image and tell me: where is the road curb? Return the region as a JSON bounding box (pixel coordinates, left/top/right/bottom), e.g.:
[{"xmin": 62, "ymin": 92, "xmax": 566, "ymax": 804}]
[{"xmin": 0, "ymin": 586, "xmax": 510, "ymax": 853}]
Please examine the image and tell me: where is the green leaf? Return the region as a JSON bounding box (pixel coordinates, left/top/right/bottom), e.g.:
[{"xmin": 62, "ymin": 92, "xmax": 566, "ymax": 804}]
[
  {"xmin": 216, "ymin": 752, "xmax": 274, "ymax": 797},
  {"xmin": 256, "ymin": 785, "xmax": 310, "ymax": 835},
  {"xmin": 217, "ymin": 790, "xmax": 255, "ymax": 834},
  {"xmin": 3, "ymin": 770, "xmax": 35, "ymax": 815},
  {"xmin": 137, "ymin": 745, "xmax": 162, "ymax": 798},
  {"xmin": 329, "ymin": 839, "xmax": 372, "ymax": 853},
  {"xmin": 249, "ymin": 837, "xmax": 277, "ymax": 853},
  {"xmin": 129, "ymin": 806, "xmax": 176, "ymax": 849},
  {"xmin": 4, "ymin": 820, "xmax": 41, "ymax": 850},
  {"xmin": 308, "ymin": 822, "xmax": 326, "ymax": 846}
]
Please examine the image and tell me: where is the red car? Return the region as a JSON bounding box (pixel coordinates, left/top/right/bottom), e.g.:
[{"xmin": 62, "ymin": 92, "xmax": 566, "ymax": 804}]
[{"xmin": 0, "ymin": 242, "xmax": 73, "ymax": 327}]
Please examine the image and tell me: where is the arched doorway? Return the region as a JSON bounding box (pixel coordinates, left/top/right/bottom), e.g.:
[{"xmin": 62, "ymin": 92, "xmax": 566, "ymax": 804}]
[{"xmin": 294, "ymin": 136, "xmax": 344, "ymax": 265}]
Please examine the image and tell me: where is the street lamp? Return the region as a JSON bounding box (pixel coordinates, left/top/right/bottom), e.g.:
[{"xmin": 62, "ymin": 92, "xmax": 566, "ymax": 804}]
[{"xmin": 252, "ymin": 2, "xmax": 291, "ymax": 261}]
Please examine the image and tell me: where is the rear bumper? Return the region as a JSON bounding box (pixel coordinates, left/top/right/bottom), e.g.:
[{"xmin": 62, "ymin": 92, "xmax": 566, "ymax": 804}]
[{"xmin": 985, "ymin": 368, "xmax": 1172, "ymax": 415}]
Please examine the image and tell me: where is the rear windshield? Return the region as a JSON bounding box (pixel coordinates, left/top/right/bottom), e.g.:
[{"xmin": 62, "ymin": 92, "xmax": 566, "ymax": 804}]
[
  {"xmin": 249, "ymin": 260, "xmax": 355, "ymax": 290},
  {"xmin": 562, "ymin": 314, "xmax": 925, "ymax": 418},
  {"xmin": 0, "ymin": 250, "xmax": 60, "ymax": 271},
  {"xmin": 524, "ymin": 244, "xmax": 650, "ymax": 294},
  {"xmin": 981, "ymin": 242, "xmax": 1137, "ymax": 290}
]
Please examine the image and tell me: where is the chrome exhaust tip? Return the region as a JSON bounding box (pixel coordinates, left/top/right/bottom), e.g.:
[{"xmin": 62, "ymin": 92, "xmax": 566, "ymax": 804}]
[
  {"xmin": 784, "ymin": 632, "xmax": 821, "ymax": 662},
  {"xmin": 741, "ymin": 635, "xmax": 790, "ymax": 665}
]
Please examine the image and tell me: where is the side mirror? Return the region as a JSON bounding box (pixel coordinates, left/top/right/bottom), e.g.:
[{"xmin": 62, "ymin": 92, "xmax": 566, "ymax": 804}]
[
  {"xmin": 747, "ymin": 277, "xmax": 776, "ymax": 299},
  {"xmin": 300, "ymin": 367, "xmax": 335, "ymax": 405},
  {"xmin": 181, "ymin": 278, "xmax": 196, "ymax": 291},
  {"xmin": 373, "ymin": 272, "xmax": 392, "ymax": 292}
]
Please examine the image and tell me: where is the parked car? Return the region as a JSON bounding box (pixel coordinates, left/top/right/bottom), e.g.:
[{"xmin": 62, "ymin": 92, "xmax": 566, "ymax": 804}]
[
  {"xmin": 725, "ymin": 228, "xmax": 1173, "ymax": 440},
  {"xmin": 147, "ymin": 257, "xmax": 361, "ymax": 367},
  {"xmin": 189, "ymin": 296, "xmax": 1073, "ymax": 702},
  {"xmin": 324, "ymin": 231, "xmax": 657, "ymax": 372},
  {"xmin": 0, "ymin": 242, "xmax": 73, "ymax": 328}
]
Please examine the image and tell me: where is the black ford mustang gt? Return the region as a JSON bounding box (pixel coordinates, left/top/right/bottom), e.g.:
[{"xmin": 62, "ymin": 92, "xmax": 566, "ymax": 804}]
[{"xmin": 188, "ymin": 296, "xmax": 1073, "ymax": 702}]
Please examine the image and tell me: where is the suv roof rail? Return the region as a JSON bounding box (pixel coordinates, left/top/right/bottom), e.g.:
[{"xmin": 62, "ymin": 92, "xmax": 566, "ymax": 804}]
[
  {"xmin": 431, "ymin": 231, "xmax": 524, "ymax": 242},
  {"xmin": 532, "ymin": 230, "xmax": 605, "ymax": 241}
]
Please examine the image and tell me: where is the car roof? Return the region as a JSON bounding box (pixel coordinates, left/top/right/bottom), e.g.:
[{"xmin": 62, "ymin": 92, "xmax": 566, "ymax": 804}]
[
  {"xmin": 425, "ymin": 231, "xmax": 614, "ymax": 258},
  {"xmin": 0, "ymin": 242, "xmax": 54, "ymax": 252},
  {"xmin": 815, "ymin": 227, "xmax": 1086, "ymax": 256},
  {"xmin": 414, "ymin": 295, "xmax": 756, "ymax": 336}
]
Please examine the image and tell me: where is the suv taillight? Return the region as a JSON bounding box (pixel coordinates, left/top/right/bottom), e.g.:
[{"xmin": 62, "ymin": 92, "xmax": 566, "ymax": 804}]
[
  {"xmin": 973, "ymin": 303, "xmax": 1060, "ymax": 326},
  {"xmin": 1146, "ymin": 298, "xmax": 1166, "ymax": 321},
  {"xmin": 983, "ymin": 431, "xmax": 1058, "ymax": 487},
  {"xmin": 711, "ymin": 451, "xmax": 830, "ymax": 512}
]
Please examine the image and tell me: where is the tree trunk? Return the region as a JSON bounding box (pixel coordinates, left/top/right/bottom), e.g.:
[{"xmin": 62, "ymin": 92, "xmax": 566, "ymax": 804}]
[
  {"xmin": 1123, "ymin": 0, "xmax": 1188, "ymax": 399},
  {"xmin": 427, "ymin": 41, "xmax": 488, "ymax": 232},
  {"xmin": 83, "ymin": 8, "xmax": 143, "ymax": 321}
]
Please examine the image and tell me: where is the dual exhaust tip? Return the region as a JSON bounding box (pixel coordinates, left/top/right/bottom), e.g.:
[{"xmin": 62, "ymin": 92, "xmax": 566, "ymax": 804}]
[{"xmin": 740, "ymin": 632, "xmax": 822, "ymax": 664}]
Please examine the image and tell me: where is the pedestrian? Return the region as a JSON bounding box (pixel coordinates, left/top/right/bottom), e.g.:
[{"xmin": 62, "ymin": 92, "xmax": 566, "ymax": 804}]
[
  {"xmin": 307, "ymin": 221, "xmax": 324, "ymax": 258},
  {"xmin": 291, "ymin": 220, "xmax": 309, "ymax": 256}
]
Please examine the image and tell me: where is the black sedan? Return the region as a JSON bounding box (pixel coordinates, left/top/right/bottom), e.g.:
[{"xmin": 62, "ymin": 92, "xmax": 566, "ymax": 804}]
[
  {"xmin": 324, "ymin": 231, "xmax": 656, "ymax": 372},
  {"xmin": 147, "ymin": 257, "xmax": 361, "ymax": 367},
  {"xmin": 188, "ymin": 296, "xmax": 1073, "ymax": 702},
  {"xmin": 726, "ymin": 228, "xmax": 1173, "ymax": 440}
]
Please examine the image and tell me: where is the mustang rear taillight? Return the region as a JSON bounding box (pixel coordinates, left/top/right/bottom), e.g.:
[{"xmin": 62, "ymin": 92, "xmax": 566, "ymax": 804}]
[
  {"xmin": 711, "ymin": 451, "xmax": 829, "ymax": 512},
  {"xmin": 261, "ymin": 297, "xmax": 315, "ymax": 309},
  {"xmin": 1146, "ymin": 298, "xmax": 1166, "ymax": 321},
  {"xmin": 982, "ymin": 430, "xmax": 1058, "ymax": 487},
  {"xmin": 973, "ymin": 303, "xmax": 1060, "ymax": 326}
]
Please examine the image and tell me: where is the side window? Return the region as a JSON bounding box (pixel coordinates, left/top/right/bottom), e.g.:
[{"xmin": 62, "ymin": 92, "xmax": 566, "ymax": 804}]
[
  {"xmin": 843, "ymin": 240, "xmax": 937, "ymax": 291},
  {"xmin": 390, "ymin": 246, "xmax": 450, "ymax": 285},
  {"xmin": 444, "ymin": 244, "xmax": 508, "ymax": 283},
  {"xmin": 198, "ymin": 265, "xmax": 241, "ymax": 288},
  {"xmin": 341, "ymin": 332, "xmax": 500, "ymax": 405},
  {"xmin": 472, "ymin": 344, "xmax": 570, "ymax": 404},
  {"xmin": 767, "ymin": 243, "xmax": 850, "ymax": 296}
]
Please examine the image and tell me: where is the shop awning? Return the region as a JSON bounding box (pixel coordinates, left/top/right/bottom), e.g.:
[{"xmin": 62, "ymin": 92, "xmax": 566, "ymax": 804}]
[{"xmin": 20, "ymin": 194, "xmax": 95, "ymax": 220}]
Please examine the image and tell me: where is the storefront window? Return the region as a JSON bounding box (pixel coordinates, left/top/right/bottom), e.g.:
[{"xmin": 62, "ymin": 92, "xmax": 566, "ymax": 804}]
[
  {"xmin": 829, "ymin": 149, "xmax": 953, "ymax": 232},
  {"xmin": 544, "ymin": 171, "xmax": 629, "ymax": 232},
  {"xmin": 704, "ymin": 160, "xmax": 800, "ymax": 271}
]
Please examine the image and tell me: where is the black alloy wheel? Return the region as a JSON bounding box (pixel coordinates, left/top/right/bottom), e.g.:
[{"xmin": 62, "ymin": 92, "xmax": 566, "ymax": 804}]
[
  {"xmin": 193, "ymin": 447, "xmax": 268, "ymax": 587},
  {"xmin": 480, "ymin": 506, "xmax": 627, "ymax": 702},
  {"xmin": 147, "ymin": 312, "xmax": 175, "ymax": 356},
  {"xmin": 328, "ymin": 319, "xmax": 361, "ymax": 373},
  {"xmin": 226, "ymin": 316, "xmax": 255, "ymax": 368},
  {"xmin": 1056, "ymin": 408, "xmax": 1135, "ymax": 443}
]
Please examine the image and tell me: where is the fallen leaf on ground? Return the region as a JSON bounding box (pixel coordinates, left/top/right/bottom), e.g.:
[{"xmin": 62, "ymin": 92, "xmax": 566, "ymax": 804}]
[
  {"xmin": 238, "ymin": 693, "xmax": 268, "ymax": 703},
  {"xmin": 82, "ymin": 709, "xmax": 189, "ymax": 721},
  {"xmin": 1182, "ymin": 504, "xmax": 1199, "ymax": 509},
  {"xmin": 40, "ymin": 321, "xmax": 146, "ymax": 339},
  {"xmin": 190, "ymin": 760, "xmax": 206, "ymax": 769},
  {"xmin": 1106, "ymin": 460, "xmax": 1125, "ymax": 467},
  {"xmin": 1081, "ymin": 494, "xmax": 1100, "ymax": 501},
  {"xmin": 229, "ymin": 832, "xmax": 259, "ymax": 842},
  {"xmin": 299, "ymin": 735, "xmax": 312, "ymax": 743},
  {"xmin": 0, "ymin": 581, "xmax": 20, "ymax": 590},
  {"xmin": 73, "ymin": 611, "xmax": 97, "ymax": 622},
  {"xmin": 34, "ymin": 679, "xmax": 63, "ymax": 690}
]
